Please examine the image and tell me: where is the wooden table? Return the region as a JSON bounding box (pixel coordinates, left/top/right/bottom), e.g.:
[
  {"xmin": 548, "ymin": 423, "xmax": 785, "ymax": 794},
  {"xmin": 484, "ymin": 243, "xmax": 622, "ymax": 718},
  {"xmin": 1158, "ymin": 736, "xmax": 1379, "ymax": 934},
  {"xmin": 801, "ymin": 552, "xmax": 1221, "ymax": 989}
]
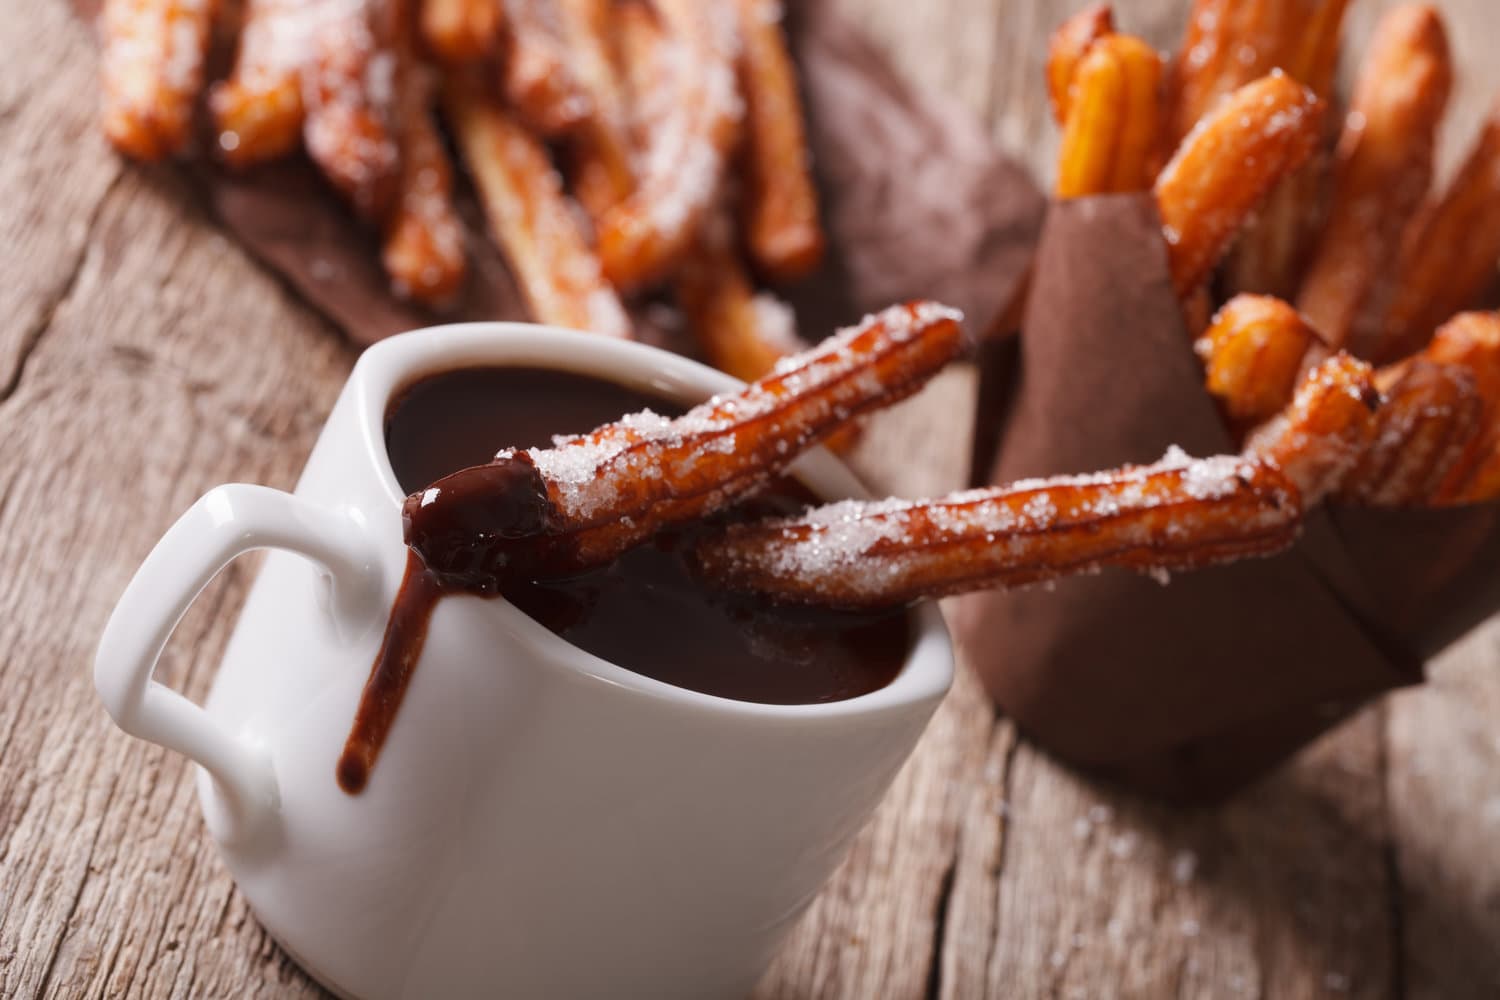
[{"xmin": 4, "ymin": 0, "xmax": 1499, "ymax": 996}]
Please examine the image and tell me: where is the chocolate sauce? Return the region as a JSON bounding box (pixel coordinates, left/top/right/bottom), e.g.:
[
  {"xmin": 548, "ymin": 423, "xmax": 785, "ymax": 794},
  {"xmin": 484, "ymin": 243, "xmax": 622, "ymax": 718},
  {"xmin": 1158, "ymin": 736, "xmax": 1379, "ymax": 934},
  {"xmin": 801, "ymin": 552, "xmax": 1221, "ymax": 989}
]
[
  {"xmin": 336, "ymin": 551, "xmax": 442, "ymax": 794},
  {"xmin": 336, "ymin": 367, "xmax": 911, "ymax": 793},
  {"xmin": 402, "ymin": 453, "xmax": 563, "ymax": 594}
]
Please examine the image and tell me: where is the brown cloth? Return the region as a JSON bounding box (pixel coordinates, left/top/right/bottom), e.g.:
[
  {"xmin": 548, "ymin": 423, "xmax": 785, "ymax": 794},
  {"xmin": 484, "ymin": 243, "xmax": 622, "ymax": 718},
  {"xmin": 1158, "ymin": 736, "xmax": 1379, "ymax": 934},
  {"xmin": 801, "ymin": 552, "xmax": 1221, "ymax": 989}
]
[
  {"xmin": 954, "ymin": 194, "xmax": 1500, "ymax": 803},
  {"xmin": 159, "ymin": 2, "xmax": 1043, "ymax": 348}
]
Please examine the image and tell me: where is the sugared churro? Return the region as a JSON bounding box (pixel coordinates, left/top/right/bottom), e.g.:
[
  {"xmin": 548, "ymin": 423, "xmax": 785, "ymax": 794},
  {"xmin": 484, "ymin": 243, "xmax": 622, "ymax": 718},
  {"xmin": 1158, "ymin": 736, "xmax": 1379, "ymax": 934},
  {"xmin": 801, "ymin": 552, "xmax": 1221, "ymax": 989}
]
[
  {"xmin": 690, "ymin": 448, "xmax": 1302, "ymax": 610},
  {"xmin": 301, "ymin": 0, "xmax": 403, "ymax": 219},
  {"xmin": 100, "ymin": 0, "xmax": 220, "ymax": 160},
  {"xmin": 1342, "ymin": 358, "xmax": 1481, "ymax": 506},
  {"xmin": 1426, "ymin": 313, "xmax": 1500, "ymax": 415},
  {"xmin": 1245, "ymin": 352, "xmax": 1379, "ymax": 503},
  {"xmin": 596, "ymin": 0, "xmax": 743, "ymax": 291},
  {"xmin": 735, "ymin": 0, "xmax": 825, "ymax": 281},
  {"xmin": 1047, "ymin": 3, "xmax": 1114, "ymax": 125},
  {"xmin": 1426, "ymin": 312, "xmax": 1500, "ymax": 503},
  {"xmin": 1055, "ymin": 34, "xmax": 1163, "ymax": 198},
  {"xmin": 1225, "ymin": 0, "xmax": 1352, "ymax": 298},
  {"xmin": 1296, "ymin": 4, "xmax": 1452, "ymax": 356},
  {"xmin": 1196, "ymin": 294, "xmax": 1319, "ymax": 427},
  {"xmin": 558, "ymin": 0, "xmax": 636, "ymax": 224},
  {"xmin": 402, "ymin": 302, "xmax": 965, "ymax": 589},
  {"xmin": 420, "ymin": 0, "xmax": 502, "ymax": 65},
  {"xmin": 500, "ymin": 0, "xmax": 592, "ymax": 137},
  {"xmin": 1155, "ymin": 72, "xmax": 1324, "ymax": 298},
  {"xmin": 444, "ymin": 80, "xmax": 630, "ymax": 338},
  {"xmin": 1167, "ymin": 0, "xmax": 1296, "ymax": 148},
  {"xmin": 209, "ymin": 0, "xmax": 307, "ymax": 168},
  {"xmin": 1289, "ymin": 0, "xmax": 1354, "ymax": 98},
  {"xmin": 382, "ymin": 67, "xmax": 466, "ymax": 306},
  {"xmin": 614, "ymin": 0, "xmax": 665, "ymax": 145},
  {"xmin": 1378, "ymin": 104, "xmax": 1500, "ymax": 363}
]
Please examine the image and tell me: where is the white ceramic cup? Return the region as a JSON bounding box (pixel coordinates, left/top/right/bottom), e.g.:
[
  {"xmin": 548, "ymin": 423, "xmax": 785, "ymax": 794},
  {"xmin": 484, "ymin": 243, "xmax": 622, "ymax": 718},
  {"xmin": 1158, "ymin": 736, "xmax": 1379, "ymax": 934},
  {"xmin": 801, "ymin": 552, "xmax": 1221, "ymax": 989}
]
[{"xmin": 94, "ymin": 324, "xmax": 954, "ymax": 999}]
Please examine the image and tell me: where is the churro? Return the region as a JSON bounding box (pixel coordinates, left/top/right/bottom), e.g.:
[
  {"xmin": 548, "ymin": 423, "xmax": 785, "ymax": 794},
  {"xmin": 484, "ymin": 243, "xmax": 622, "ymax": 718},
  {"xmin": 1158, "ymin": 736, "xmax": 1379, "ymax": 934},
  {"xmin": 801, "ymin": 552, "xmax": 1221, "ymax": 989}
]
[
  {"xmin": 445, "ymin": 81, "xmax": 630, "ymax": 338},
  {"xmin": 1379, "ymin": 104, "xmax": 1500, "ymax": 363},
  {"xmin": 1196, "ymin": 294, "xmax": 1318, "ymax": 427},
  {"xmin": 1244, "ymin": 352, "xmax": 1379, "ymax": 503},
  {"xmin": 1055, "ymin": 34, "xmax": 1163, "ymax": 198},
  {"xmin": 101, "ymin": 0, "xmax": 220, "ymax": 160},
  {"xmin": 500, "ymin": 0, "xmax": 592, "ymax": 137},
  {"xmin": 735, "ymin": 0, "xmax": 825, "ymax": 281},
  {"xmin": 691, "ymin": 448, "xmax": 1302, "ymax": 609},
  {"xmin": 1296, "ymin": 4, "xmax": 1452, "ymax": 356},
  {"xmin": 1342, "ymin": 358, "xmax": 1480, "ymax": 506},
  {"xmin": 403, "ymin": 302, "xmax": 965, "ymax": 589},
  {"xmin": 301, "ymin": 0, "xmax": 403, "ymax": 219},
  {"xmin": 1156, "ymin": 72, "xmax": 1324, "ymax": 298},
  {"xmin": 382, "ymin": 67, "xmax": 466, "ymax": 306},
  {"xmin": 1046, "ymin": 3, "xmax": 1114, "ymax": 125},
  {"xmin": 596, "ymin": 0, "xmax": 743, "ymax": 291},
  {"xmin": 676, "ymin": 210, "xmax": 807, "ymax": 383}
]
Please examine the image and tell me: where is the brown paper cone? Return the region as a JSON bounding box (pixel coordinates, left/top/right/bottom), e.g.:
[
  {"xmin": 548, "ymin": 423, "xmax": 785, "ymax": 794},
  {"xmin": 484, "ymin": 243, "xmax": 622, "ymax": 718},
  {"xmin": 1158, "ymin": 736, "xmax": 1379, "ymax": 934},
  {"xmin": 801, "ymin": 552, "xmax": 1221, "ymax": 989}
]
[
  {"xmin": 968, "ymin": 337, "xmax": 1020, "ymax": 487},
  {"xmin": 955, "ymin": 194, "xmax": 1500, "ymax": 802}
]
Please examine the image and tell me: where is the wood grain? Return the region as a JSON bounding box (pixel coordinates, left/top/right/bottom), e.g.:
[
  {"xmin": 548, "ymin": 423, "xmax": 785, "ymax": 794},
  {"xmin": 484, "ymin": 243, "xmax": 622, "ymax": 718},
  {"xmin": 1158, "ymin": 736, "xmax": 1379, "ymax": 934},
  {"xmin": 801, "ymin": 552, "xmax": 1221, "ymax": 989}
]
[
  {"xmin": 2, "ymin": 1, "xmax": 1499, "ymax": 998},
  {"xmin": 0, "ymin": 0, "xmax": 122, "ymax": 393},
  {"xmin": 0, "ymin": 163, "xmax": 347, "ymax": 997}
]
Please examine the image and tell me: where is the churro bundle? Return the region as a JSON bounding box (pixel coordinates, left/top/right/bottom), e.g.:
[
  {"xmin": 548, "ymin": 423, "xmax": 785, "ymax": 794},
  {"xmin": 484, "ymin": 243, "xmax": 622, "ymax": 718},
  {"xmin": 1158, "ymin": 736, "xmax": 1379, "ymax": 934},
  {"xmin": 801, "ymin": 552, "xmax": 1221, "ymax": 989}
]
[
  {"xmin": 958, "ymin": 191, "xmax": 1500, "ymax": 801},
  {"xmin": 1002, "ymin": 1, "xmax": 1500, "ymax": 508},
  {"xmin": 97, "ymin": 0, "xmax": 1041, "ymax": 404},
  {"xmin": 104, "ymin": 0, "xmax": 801, "ymax": 334},
  {"xmin": 952, "ymin": 2, "xmax": 1500, "ymax": 800}
]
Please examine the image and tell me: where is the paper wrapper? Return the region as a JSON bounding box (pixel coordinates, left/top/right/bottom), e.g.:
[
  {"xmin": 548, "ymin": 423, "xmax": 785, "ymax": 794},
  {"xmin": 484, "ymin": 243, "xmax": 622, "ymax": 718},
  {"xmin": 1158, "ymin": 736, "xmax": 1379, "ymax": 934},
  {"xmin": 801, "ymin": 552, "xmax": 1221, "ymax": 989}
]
[
  {"xmin": 954, "ymin": 194, "xmax": 1500, "ymax": 802},
  {"xmin": 104, "ymin": 2, "xmax": 1044, "ymax": 349}
]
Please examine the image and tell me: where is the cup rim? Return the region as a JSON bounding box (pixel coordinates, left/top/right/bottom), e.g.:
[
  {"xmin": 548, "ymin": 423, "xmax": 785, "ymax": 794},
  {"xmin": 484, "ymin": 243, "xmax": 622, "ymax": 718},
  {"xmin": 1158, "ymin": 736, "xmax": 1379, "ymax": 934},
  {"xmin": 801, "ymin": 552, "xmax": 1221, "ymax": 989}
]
[{"xmin": 349, "ymin": 322, "xmax": 954, "ymax": 719}]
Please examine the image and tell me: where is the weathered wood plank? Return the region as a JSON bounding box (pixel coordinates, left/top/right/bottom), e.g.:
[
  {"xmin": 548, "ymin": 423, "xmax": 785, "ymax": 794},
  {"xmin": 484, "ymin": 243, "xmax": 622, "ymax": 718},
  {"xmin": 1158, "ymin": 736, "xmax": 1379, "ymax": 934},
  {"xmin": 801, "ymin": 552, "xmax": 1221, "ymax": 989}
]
[
  {"xmin": 0, "ymin": 0, "xmax": 123, "ymax": 393},
  {"xmin": 944, "ymin": 713, "xmax": 1393, "ymax": 1000},
  {"xmin": 1386, "ymin": 623, "xmax": 1500, "ymax": 999},
  {"xmin": 0, "ymin": 164, "xmax": 347, "ymax": 998}
]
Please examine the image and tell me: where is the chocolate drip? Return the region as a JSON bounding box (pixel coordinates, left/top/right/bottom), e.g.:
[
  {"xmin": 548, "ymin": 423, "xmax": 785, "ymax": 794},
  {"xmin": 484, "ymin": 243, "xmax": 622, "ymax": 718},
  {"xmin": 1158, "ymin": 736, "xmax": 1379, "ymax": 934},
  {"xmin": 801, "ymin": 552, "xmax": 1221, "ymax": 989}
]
[{"xmin": 337, "ymin": 552, "xmax": 443, "ymax": 794}]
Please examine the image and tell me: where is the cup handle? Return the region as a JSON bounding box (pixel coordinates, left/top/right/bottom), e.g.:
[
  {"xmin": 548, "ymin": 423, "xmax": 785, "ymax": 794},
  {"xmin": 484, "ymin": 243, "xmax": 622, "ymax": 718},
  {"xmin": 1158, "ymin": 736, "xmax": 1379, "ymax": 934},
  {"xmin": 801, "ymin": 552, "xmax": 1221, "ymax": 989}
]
[{"xmin": 94, "ymin": 484, "xmax": 382, "ymax": 837}]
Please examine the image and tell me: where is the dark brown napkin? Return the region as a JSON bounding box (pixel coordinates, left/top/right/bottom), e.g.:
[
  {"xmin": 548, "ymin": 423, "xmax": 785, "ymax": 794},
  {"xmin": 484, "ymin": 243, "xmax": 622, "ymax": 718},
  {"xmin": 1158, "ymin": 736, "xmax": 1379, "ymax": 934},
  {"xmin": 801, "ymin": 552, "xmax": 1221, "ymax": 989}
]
[
  {"xmin": 119, "ymin": 2, "xmax": 1044, "ymax": 348},
  {"xmin": 954, "ymin": 194, "xmax": 1500, "ymax": 802}
]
